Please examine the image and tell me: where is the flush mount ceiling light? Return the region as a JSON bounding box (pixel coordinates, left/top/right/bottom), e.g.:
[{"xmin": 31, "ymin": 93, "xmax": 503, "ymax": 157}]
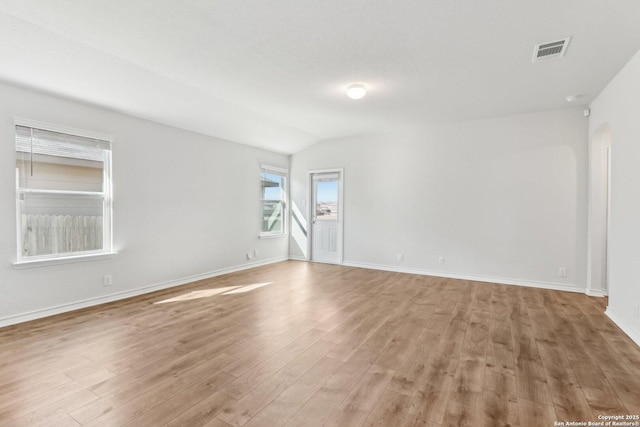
[
  {"xmin": 565, "ymin": 95, "xmax": 583, "ymax": 103},
  {"xmin": 346, "ymin": 84, "xmax": 366, "ymax": 100}
]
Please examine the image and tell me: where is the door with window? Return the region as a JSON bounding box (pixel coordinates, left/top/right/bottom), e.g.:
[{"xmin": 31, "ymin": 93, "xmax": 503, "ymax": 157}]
[{"xmin": 310, "ymin": 170, "xmax": 342, "ymax": 264}]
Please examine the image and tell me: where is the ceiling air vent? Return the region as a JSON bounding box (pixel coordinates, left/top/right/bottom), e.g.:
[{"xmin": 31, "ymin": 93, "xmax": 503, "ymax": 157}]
[{"xmin": 532, "ymin": 37, "xmax": 571, "ymax": 63}]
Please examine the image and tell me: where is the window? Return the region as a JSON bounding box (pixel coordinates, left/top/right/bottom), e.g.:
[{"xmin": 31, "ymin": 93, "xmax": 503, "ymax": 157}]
[
  {"xmin": 260, "ymin": 165, "xmax": 287, "ymax": 236},
  {"xmin": 15, "ymin": 121, "xmax": 113, "ymax": 262}
]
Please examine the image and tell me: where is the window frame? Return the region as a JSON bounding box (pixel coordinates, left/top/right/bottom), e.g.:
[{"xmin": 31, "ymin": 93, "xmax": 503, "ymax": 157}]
[
  {"xmin": 259, "ymin": 164, "xmax": 288, "ymax": 238},
  {"xmin": 13, "ymin": 118, "xmax": 115, "ymax": 266}
]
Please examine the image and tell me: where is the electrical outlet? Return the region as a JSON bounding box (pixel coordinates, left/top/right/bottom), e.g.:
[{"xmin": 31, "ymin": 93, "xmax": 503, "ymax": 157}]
[
  {"xmin": 397, "ymin": 253, "xmax": 403, "ymax": 262},
  {"xmin": 438, "ymin": 256, "xmax": 445, "ymax": 265},
  {"xmin": 559, "ymin": 267, "xmax": 567, "ymax": 277},
  {"xmin": 246, "ymin": 253, "xmax": 252, "ymax": 261},
  {"xmin": 103, "ymin": 275, "xmax": 112, "ymax": 286},
  {"xmin": 254, "ymin": 249, "xmax": 259, "ymax": 258}
]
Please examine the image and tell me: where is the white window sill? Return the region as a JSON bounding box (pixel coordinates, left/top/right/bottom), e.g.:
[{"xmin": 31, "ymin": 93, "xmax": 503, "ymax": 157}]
[
  {"xmin": 259, "ymin": 233, "xmax": 289, "ymax": 240},
  {"xmin": 12, "ymin": 252, "xmax": 117, "ymax": 269}
]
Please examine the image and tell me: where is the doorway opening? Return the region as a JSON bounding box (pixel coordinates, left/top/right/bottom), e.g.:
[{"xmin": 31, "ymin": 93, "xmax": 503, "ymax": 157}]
[
  {"xmin": 587, "ymin": 122, "xmax": 612, "ymax": 297},
  {"xmin": 309, "ymin": 169, "xmax": 344, "ymax": 264}
]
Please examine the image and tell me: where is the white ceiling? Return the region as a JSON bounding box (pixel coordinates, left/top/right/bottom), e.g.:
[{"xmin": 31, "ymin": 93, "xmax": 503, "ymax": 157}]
[{"xmin": 1, "ymin": 1, "xmax": 640, "ymax": 154}]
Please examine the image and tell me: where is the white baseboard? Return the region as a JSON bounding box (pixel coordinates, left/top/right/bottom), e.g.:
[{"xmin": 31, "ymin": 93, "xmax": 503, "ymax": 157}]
[
  {"xmin": 342, "ymin": 261, "xmax": 586, "ymax": 294},
  {"xmin": 0, "ymin": 256, "xmax": 288, "ymax": 328},
  {"xmin": 288, "ymin": 255, "xmax": 308, "ymax": 262},
  {"xmin": 585, "ymin": 288, "xmax": 608, "ymax": 297},
  {"xmin": 605, "ymin": 308, "xmax": 640, "ymax": 347}
]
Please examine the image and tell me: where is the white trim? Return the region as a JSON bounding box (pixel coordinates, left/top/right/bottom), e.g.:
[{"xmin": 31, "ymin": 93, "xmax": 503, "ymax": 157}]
[
  {"xmin": 260, "ymin": 164, "xmax": 288, "ymax": 175},
  {"xmin": 14, "ymin": 117, "xmax": 114, "ymax": 143},
  {"xmin": 308, "ymin": 168, "xmax": 344, "ymax": 265},
  {"xmin": 311, "ymin": 259, "xmax": 344, "ymax": 266},
  {"xmin": 342, "ymin": 261, "xmax": 586, "ymax": 294},
  {"xmin": 15, "ymin": 168, "xmax": 21, "ymax": 270},
  {"xmin": 259, "ymin": 233, "xmax": 289, "ymax": 240},
  {"xmin": 0, "ymin": 256, "xmax": 288, "ymax": 328},
  {"xmin": 288, "ymin": 255, "xmax": 308, "ymax": 262},
  {"xmin": 585, "ymin": 288, "xmax": 608, "ymax": 297},
  {"xmin": 17, "ymin": 189, "xmax": 105, "ymax": 197},
  {"xmin": 605, "ymin": 308, "xmax": 640, "ymax": 347},
  {"xmin": 13, "ymin": 251, "xmax": 117, "ymax": 269},
  {"xmin": 104, "ymin": 149, "xmax": 113, "ymax": 256}
]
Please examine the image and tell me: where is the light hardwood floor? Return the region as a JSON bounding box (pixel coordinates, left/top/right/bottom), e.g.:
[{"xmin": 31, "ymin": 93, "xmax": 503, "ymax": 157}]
[{"xmin": 1, "ymin": 261, "xmax": 639, "ymax": 426}]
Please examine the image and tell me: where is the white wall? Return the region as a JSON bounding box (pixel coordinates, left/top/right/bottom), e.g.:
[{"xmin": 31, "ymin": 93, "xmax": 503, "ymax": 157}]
[
  {"xmin": 589, "ymin": 48, "xmax": 640, "ymax": 345},
  {"xmin": 0, "ymin": 81, "xmax": 289, "ymax": 326},
  {"xmin": 290, "ymin": 108, "xmax": 588, "ymax": 291}
]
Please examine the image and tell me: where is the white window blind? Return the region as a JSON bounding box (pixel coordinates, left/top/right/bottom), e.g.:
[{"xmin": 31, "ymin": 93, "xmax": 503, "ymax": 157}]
[{"xmin": 15, "ymin": 125, "xmax": 109, "ymax": 162}]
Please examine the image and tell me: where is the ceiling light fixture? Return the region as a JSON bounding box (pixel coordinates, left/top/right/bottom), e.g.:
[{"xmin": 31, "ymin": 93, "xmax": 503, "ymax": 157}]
[
  {"xmin": 565, "ymin": 95, "xmax": 583, "ymax": 103},
  {"xmin": 346, "ymin": 84, "xmax": 366, "ymax": 100}
]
